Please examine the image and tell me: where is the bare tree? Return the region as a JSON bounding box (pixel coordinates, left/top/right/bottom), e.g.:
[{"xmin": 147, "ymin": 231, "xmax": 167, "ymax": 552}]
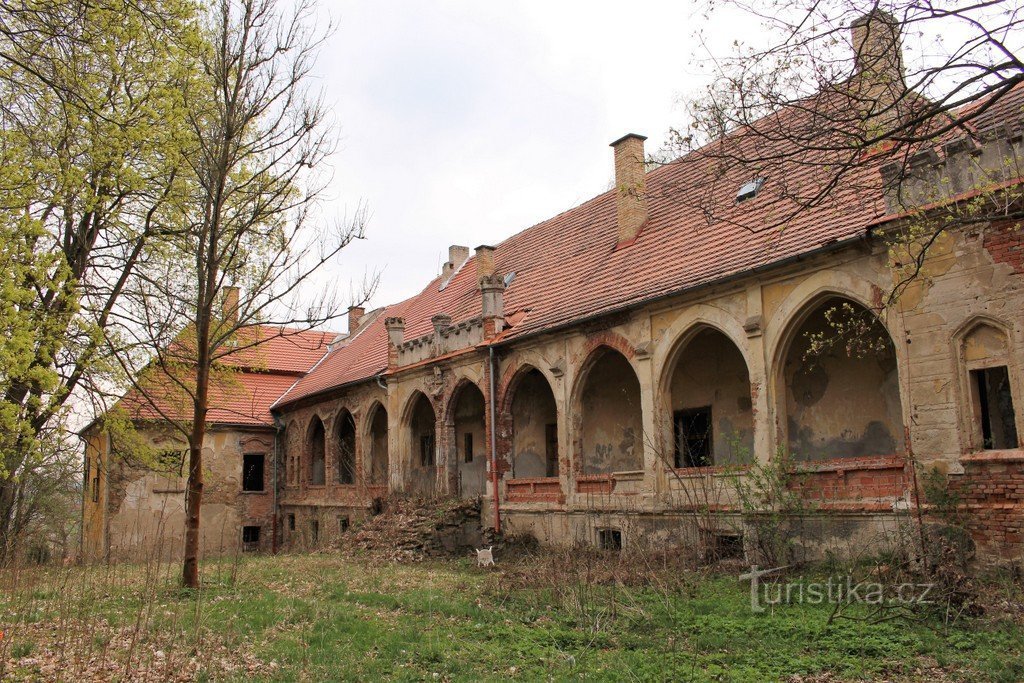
[
  {"xmin": 111, "ymin": 0, "xmax": 368, "ymax": 588},
  {"xmin": 0, "ymin": 0, "xmax": 194, "ymax": 561},
  {"xmin": 664, "ymin": 1, "xmax": 1024, "ymax": 305}
]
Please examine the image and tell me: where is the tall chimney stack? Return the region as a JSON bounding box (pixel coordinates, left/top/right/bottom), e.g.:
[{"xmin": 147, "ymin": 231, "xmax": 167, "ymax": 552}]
[
  {"xmin": 475, "ymin": 245, "xmax": 495, "ymax": 281},
  {"xmin": 222, "ymin": 286, "xmax": 239, "ymax": 325},
  {"xmin": 851, "ymin": 10, "xmax": 906, "ymax": 134},
  {"xmin": 610, "ymin": 133, "xmax": 648, "ymax": 247},
  {"xmin": 852, "ymin": 10, "xmax": 904, "ymax": 84},
  {"xmin": 348, "ymin": 306, "xmax": 365, "ymax": 333},
  {"xmin": 384, "ymin": 317, "xmax": 405, "ymax": 368}
]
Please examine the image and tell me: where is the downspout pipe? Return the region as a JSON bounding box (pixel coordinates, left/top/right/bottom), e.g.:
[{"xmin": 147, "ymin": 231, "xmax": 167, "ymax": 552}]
[{"xmin": 488, "ymin": 345, "xmax": 501, "ymax": 534}]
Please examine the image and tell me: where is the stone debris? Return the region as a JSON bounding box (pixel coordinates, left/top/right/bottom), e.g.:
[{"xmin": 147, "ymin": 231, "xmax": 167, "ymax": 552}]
[{"xmin": 347, "ymin": 497, "xmax": 482, "ymax": 562}]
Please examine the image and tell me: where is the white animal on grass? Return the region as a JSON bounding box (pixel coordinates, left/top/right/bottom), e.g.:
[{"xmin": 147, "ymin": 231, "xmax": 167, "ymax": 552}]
[{"xmin": 476, "ymin": 546, "xmax": 495, "ymax": 567}]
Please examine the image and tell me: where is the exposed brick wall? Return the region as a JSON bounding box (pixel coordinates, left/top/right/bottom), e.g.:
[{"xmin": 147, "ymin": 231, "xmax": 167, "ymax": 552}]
[
  {"xmin": 983, "ymin": 220, "xmax": 1024, "ymax": 274},
  {"xmin": 950, "ymin": 452, "xmax": 1024, "ymax": 561},
  {"xmin": 788, "ymin": 456, "xmax": 909, "ymax": 505}
]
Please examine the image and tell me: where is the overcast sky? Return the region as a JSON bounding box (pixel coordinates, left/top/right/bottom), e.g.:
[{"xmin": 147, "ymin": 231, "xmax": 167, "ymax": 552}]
[{"xmin": 304, "ymin": 1, "xmax": 758, "ymax": 327}]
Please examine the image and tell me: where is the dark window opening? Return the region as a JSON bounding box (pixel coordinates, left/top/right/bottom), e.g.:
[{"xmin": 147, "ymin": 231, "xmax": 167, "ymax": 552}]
[
  {"xmin": 242, "ymin": 453, "xmax": 265, "ymax": 492},
  {"xmin": 464, "ymin": 433, "xmax": 474, "ymax": 463},
  {"xmin": 338, "ymin": 413, "xmax": 357, "ymax": 485},
  {"xmin": 157, "ymin": 449, "xmax": 184, "ymax": 475},
  {"xmin": 545, "ymin": 423, "xmax": 558, "ymax": 477},
  {"xmin": 598, "ymin": 528, "xmax": 622, "ymax": 551},
  {"xmin": 287, "ymin": 513, "xmax": 296, "ymax": 531},
  {"xmin": 708, "ymin": 533, "xmax": 744, "ymax": 561},
  {"xmin": 339, "ymin": 516, "xmax": 350, "ymax": 533},
  {"xmin": 420, "ymin": 433, "xmax": 435, "ymax": 467},
  {"xmin": 675, "ymin": 407, "xmax": 713, "ymax": 467},
  {"xmin": 242, "ymin": 525, "xmax": 260, "ymax": 551},
  {"xmin": 310, "ymin": 519, "xmax": 319, "ymax": 544},
  {"xmin": 972, "ymin": 366, "xmax": 1019, "ymax": 450},
  {"xmin": 91, "ymin": 455, "xmax": 100, "ymax": 503}
]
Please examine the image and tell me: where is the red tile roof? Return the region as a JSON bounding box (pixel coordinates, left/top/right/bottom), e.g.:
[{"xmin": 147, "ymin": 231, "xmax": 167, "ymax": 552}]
[
  {"xmin": 118, "ymin": 326, "xmax": 333, "ymax": 427},
  {"xmin": 274, "ymin": 84, "xmax": 1024, "ymax": 407}
]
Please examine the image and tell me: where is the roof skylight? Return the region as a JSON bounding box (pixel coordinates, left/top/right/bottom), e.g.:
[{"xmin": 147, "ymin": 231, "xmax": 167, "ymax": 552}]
[{"xmin": 736, "ymin": 177, "xmax": 766, "ymax": 203}]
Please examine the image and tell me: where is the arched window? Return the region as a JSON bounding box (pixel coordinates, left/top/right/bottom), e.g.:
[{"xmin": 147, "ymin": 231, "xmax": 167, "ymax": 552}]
[
  {"xmin": 367, "ymin": 403, "xmax": 389, "ymax": 486},
  {"xmin": 960, "ymin": 322, "xmax": 1019, "ymax": 451},
  {"xmin": 509, "ymin": 368, "xmax": 559, "ymax": 478},
  {"xmin": 780, "ymin": 296, "xmax": 904, "ymax": 460},
  {"xmin": 450, "ymin": 382, "xmax": 486, "ymax": 497},
  {"xmin": 308, "ymin": 417, "xmax": 326, "ymax": 485},
  {"xmin": 336, "ymin": 411, "xmax": 356, "ymax": 484},
  {"xmin": 667, "ymin": 327, "xmax": 754, "ymax": 467},
  {"xmin": 578, "ymin": 348, "xmax": 644, "ymax": 474}
]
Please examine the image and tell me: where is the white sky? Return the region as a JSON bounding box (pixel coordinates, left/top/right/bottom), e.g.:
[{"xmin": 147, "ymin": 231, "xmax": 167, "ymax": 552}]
[{"xmin": 305, "ymin": 1, "xmax": 758, "ymax": 326}]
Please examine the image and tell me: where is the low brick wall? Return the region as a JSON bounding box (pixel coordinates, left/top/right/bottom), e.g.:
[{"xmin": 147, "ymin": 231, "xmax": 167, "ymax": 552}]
[
  {"xmin": 789, "ymin": 455, "xmax": 910, "ymax": 510},
  {"xmin": 952, "ymin": 451, "xmax": 1024, "ymax": 562}
]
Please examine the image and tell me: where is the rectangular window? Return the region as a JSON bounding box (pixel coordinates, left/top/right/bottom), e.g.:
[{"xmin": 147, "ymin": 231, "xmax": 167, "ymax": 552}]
[
  {"xmin": 464, "ymin": 433, "xmax": 474, "ymax": 463},
  {"xmin": 157, "ymin": 449, "xmax": 185, "ymax": 475},
  {"xmin": 242, "ymin": 526, "xmax": 260, "ymax": 551},
  {"xmin": 339, "ymin": 516, "xmax": 350, "ymax": 534},
  {"xmin": 674, "ymin": 407, "xmax": 713, "ymax": 467},
  {"xmin": 91, "ymin": 455, "xmax": 100, "ymax": 503},
  {"xmin": 545, "ymin": 424, "xmax": 558, "ymax": 477},
  {"xmin": 242, "ymin": 453, "xmax": 265, "ymax": 492},
  {"xmin": 288, "ymin": 513, "xmax": 296, "ymax": 531},
  {"xmin": 598, "ymin": 528, "xmax": 622, "ymax": 551},
  {"xmin": 972, "ymin": 366, "xmax": 1019, "ymax": 450},
  {"xmin": 310, "ymin": 519, "xmax": 319, "ymax": 544},
  {"xmin": 420, "ymin": 433, "xmax": 435, "ymax": 467}
]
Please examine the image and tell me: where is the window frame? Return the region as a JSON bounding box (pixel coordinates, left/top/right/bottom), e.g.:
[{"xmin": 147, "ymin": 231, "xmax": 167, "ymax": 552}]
[{"xmin": 242, "ymin": 452, "xmax": 266, "ymax": 492}]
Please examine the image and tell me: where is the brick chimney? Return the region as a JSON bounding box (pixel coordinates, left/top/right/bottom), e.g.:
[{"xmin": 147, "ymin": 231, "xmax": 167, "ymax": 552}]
[
  {"xmin": 384, "ymin": 317, "xmax": 405, "ymax": 368},
  {"xmin": 222, "ymin": 286, "xmax": 239, "ymax": 325},
  {"xmin": 441, "ymin": 245, "xmax": 470, "ymax": 284},
  {"xmin": 475, "ymin": 245, "xmax": 495, "ymax": 281},
  {"xmin": 347, "ymin": 306, "xmax": 365, "ymax": 333},
  {"xmin": 610, "ymin": 133, "xmax": 648, "ymax": 247},
  {"xmin": 852, "ymin": 10, "xmax": 904, "ymax": 84},
  {"xmin": 851, "ymin": 10, "xmax": 906, "ymax": 134}
]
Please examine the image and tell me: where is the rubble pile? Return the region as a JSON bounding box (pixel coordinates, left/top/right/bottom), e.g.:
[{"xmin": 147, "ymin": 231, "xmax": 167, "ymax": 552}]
[{"xmin": 348, "ymin": 497, "xmax": 483, "ymax": 562}]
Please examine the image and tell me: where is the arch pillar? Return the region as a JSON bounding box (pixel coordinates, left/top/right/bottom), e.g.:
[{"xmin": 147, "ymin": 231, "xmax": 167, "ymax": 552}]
[{"xmin": 745, "ymin": 285, "xmax": 773, "ymax": 466}]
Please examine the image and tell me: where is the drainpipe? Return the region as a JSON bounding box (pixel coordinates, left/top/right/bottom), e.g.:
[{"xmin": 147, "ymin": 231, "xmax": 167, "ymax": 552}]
[{"xmin": 488, "ymin": 346, "xmax": 501, "ymax": 534}]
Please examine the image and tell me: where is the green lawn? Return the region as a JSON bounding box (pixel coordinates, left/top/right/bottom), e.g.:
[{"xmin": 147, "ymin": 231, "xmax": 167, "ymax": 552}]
[{"xmin": 1, "ymin": 551, "xmax": 1022, "ymax": 681}]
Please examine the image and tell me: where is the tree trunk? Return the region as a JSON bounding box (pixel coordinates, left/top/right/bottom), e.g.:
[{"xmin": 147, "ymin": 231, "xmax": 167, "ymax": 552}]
[
  {"xmin": 181, "ymin": 426, "xmax": 205, "ymax": 587},
  {"xmin": 182, "ymin": 310, "xmax": 212, "ymax": 588}
]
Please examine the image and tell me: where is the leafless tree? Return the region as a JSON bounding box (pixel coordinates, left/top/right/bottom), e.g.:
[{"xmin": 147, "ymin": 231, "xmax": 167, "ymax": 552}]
[
  {"xmin": 110, "ymin": 0, "xmax": 370, "ymax": 588},
  {"xmin": 663, "ymin": 1, "xmax": 1024, "ymax": 306}
]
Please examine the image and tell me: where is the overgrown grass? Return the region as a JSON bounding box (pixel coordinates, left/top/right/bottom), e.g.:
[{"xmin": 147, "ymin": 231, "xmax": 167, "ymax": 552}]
[{"xmin": 2, "ymin": 551, "xmax": 1022, "ymax": 681}]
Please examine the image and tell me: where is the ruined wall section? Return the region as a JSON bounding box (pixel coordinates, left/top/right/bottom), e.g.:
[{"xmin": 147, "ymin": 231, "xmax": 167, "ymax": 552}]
[{"xmin": 95, "ymin": 425, "xmax": 275, "ymax": 561}]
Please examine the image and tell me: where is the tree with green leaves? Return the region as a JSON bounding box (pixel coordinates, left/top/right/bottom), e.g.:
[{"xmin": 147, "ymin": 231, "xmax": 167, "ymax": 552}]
[{"xmin": 0, "ymin": 0, "xmax": 197, "ymax": 561}]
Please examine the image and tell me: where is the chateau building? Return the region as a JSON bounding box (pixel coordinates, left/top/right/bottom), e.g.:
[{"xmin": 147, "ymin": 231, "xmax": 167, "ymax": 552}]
[{"xmin": 83, "ymin": 13, "xmax": 1024, "ymax": 564}]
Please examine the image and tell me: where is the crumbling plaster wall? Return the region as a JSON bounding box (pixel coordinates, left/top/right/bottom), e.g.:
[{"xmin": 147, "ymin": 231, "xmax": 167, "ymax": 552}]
[
  {"xmin": 100, "ymin": 426, "xmax": 274, "ymax": 560},
  {"xmin": 894, "ymin": 222, "xmax": 1024, "ymax": 471}
]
